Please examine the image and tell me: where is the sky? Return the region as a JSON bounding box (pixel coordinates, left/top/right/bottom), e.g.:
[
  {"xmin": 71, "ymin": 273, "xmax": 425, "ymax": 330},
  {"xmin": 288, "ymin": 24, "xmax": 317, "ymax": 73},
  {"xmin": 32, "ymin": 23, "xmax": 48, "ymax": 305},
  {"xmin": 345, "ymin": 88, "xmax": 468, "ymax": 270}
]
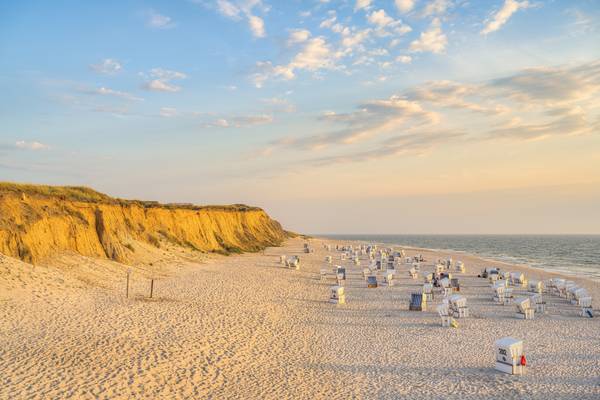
[{"xmin": 1, "ymin": 0, "xmax": 600, "ymax": 234}]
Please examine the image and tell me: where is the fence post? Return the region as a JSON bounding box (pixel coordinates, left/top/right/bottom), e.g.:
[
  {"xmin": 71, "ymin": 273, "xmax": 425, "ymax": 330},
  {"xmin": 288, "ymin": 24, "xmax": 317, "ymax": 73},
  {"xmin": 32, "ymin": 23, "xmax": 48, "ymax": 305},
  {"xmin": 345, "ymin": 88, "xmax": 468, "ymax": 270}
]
[{"xmin": 126, "ymin": 268, "xmax": 132, "ymax": 298}]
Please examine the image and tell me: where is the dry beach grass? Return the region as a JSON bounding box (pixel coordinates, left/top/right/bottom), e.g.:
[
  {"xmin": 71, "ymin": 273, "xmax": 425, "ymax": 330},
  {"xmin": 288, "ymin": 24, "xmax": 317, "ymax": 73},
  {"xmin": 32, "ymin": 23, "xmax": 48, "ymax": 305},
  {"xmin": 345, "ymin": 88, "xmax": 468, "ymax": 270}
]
[{"xmin": 1, "ymin": 237, "xmax": 599, "ymax": 399}]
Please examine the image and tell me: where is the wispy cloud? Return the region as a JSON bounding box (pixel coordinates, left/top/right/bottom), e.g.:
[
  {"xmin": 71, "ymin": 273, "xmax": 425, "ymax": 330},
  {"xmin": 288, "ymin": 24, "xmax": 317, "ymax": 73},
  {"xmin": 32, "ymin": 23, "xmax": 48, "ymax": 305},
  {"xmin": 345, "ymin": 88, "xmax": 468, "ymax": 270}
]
[
  {"xmin": 146, "ymin": 9, "xmax": 176, "ymax": 29},
  {"xmin": 258, "ymin": 60, "xmax": 600, "ymax": 166},
  {"xmin": 141, "ymin": 68, "xmax": 187, "ymax": 92},
  {"xmin": 204, "ymin": 113, "xmax": 274, "ymax": 128},
  {"xmin": 159, "ymin": 107, "xmax": 179, "ymax": 117},
  {"xmin": 89, "ymin": 87, "xmax": 144, "ymax": 102},
  {"xmin": 287, "ymin": 29, "xmax": 311, "ymax": 46},
  {"xmin": 252, "ymin": 36, "xmax": 338, "ymax": 87},
  {"xmin": 215, "ymin": 0, "xmax": 268, "ymax": 38},
  {"xmin": 90, "ymin": 59, "xmax": 122, "ymax": 75},
  {"xmin": 481, "ymin": 0, "xmax": 530, "ymax": 35},
  {"xmin": 15, "ymin": 140, "xmax": 50, "ymax": 150},
  {"xmin": 422, "ymin": 0, "xmax": 452, "ymax": 17}
]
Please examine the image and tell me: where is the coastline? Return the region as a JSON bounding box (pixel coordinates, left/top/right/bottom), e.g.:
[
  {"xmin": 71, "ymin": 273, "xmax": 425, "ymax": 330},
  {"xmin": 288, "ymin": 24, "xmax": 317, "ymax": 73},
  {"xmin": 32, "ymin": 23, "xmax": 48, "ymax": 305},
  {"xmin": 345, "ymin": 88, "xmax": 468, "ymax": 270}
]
[{"xmin": 315, "ymin": 234, "xmax": 600, "ymax": 283}]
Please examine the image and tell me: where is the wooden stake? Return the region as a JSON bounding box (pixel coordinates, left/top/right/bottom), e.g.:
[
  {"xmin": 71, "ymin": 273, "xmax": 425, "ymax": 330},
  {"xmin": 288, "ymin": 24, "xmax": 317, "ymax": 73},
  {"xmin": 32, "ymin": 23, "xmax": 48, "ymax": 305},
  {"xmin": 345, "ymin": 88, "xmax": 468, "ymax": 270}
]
[
  {"xmin": 126, "ymin": 268, "xmax": 132, "ymax": 298},
  {"xmin": 150, "ymin": 279, "xmax": 154, "ymax": 298}
]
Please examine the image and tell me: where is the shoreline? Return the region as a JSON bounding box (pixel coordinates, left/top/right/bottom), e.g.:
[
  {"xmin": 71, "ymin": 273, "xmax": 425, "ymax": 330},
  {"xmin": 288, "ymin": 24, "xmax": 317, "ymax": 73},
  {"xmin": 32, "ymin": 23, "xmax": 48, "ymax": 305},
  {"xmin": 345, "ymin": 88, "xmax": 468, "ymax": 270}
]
[{"xmin": 314, "ymin": 234, "xmax": 600, "ymax": 283}]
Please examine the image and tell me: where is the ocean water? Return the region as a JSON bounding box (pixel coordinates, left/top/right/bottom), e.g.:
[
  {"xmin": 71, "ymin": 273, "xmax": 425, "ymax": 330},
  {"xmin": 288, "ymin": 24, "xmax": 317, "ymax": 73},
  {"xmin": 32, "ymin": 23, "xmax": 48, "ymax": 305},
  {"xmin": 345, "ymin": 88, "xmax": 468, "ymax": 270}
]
[{"xmin": 321, "ymin": 234, "xmax": 600, "ymax": 281}]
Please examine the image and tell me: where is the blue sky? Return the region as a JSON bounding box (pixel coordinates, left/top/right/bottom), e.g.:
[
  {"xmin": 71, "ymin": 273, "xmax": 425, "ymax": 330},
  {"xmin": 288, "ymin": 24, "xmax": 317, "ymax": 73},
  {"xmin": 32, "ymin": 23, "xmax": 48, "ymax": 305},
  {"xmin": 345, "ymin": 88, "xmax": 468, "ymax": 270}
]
[{"xmin": 1, "ymin": 0, "xmax": 600, "ymax": 233}]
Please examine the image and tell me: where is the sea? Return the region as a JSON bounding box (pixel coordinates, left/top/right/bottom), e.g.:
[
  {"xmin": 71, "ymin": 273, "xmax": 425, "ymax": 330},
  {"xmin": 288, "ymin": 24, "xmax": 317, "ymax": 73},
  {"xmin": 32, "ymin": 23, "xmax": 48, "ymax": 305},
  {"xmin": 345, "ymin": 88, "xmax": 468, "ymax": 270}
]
[{"xmin": 321, "ymin": 234, "xmax": 600, "ymax": 281}]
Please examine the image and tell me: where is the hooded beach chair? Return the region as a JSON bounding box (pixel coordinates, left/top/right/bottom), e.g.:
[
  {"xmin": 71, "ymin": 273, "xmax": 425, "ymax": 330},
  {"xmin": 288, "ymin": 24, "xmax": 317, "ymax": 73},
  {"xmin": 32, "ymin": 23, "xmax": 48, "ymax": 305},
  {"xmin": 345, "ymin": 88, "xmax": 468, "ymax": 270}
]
[
  {"xmin": 409, "ymin": 293, "xmax": 425, "ymax": 311},
  {"xmin": 449, "ymin": 294, "xmax": 468, "ymax": 318},
  {"xmin": 515, "ymin": 297, "xmax": 534, "ymax": 320}
]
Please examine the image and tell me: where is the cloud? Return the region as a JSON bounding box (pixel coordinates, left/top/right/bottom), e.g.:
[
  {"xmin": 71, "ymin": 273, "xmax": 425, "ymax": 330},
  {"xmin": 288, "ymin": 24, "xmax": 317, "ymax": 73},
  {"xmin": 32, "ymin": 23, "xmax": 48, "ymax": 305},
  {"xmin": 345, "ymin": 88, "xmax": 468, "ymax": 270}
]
[
  {"xmin": 159, "ymin": 107, "xmax": 178, "ymax": 117},
  {"xmin": 407, "ymin": 80, "xmax": 509, "ymax": 115},
  {"xmin": 287, "ymin": 29, "xmax": 311, "ymax": 46},
  {"xmin": 488, "ymin": 107, "xmax": 595, "ymax": 141},
  {"xmin": 92, "ymin": 87, "xmax": 144, "ymax": 101},
  {"xmin": 215, "ymin": 0, "xmax": 268, "ymax": 38},
  {"xmin": 252, "ymin": 36, "xmax": 336, "ymax": 87},
  {"xmin": 146, "ymin": 9, "xmax": 175, "ymax": 29},
  {"xmin": 90, "ymin": 59, "xmax": 122, "ymax": 75},
  {"xmin": 481, "ymin": 0, "xmax": 530, "ymax": 35},
  {"xmin": 367, "ymin": 10, "xmax": 395, "ymax": 28},
  {"xmin": 205, "ymin": 113, "xmax": 274, "ymax": 128},
  {"xmin": 268, "ymin": 96, "xmax": 439, "ymax": 152},
  {"xmin": 396, "ymin": 55, "xmax": 412, "ymax": 64},
  {"xmin": 309, "ymin": 130, "xmax": 466, "ymax": 166},
  {"xmin": 489, "ymin": 61, "xmax": 600, "ymax": 104},
  {"xmin": 15, "ymin": 140, "xmax": 49, "ymax": 150},
  {"xmin": 422, "ymin": 0, "xmax": 452, "ymax": 17},
  {"xmin": 395, "ymin": 0, "xmax": 416, "ymax": 13},
  {"xmin": 216, "ymin": 0, "xmax": 241, "ymax": 19},
  {"xmin": 141, "ymin": 68, "xmax": 187, "ymax": 92},
  {"xmin": 258, "ymin": 60, "xmax": 600, "ymax": 167},
  {"xmin": 354, "ymin": 0, "xmax": 372, "ymax": 12},
  {"xmin": 261, "ymin": 97, "xmax": 296, "ymax": 112},
  {"xmin": 248, "ymin": 15, "xmax": 266, "ymax": 37},
  {"xmin": 409, "ymin": 18, "xmax": 447, "ymax": 53}
]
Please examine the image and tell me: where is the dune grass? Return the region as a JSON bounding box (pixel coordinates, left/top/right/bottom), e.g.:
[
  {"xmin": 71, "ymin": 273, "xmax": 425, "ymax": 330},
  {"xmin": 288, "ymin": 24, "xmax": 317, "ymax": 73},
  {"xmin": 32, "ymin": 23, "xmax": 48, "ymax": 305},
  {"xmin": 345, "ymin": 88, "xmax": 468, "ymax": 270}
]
[{"xmin": 0, "ymin": 182, "xmax": 260, "ymax": 211}]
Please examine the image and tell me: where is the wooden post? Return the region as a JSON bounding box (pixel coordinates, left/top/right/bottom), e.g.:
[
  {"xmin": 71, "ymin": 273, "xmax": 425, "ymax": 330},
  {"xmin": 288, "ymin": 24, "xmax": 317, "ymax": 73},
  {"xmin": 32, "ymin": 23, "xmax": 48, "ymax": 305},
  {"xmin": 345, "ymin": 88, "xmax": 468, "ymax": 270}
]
[
  {"xmin": 126, "ymin": 268, "xmax": 132, "ymax": 298},
  {"xmin": 150, "ymin": 279, "xmax": 154, "ymax": 298}
]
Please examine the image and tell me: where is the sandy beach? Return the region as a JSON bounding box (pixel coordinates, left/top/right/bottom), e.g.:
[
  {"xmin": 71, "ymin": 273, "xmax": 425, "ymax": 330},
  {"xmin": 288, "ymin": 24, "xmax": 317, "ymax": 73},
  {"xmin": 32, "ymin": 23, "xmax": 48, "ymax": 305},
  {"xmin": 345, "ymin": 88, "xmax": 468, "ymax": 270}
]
[{"xmin": 1, "ymin": 237, "xmax": 599, "ymax": 399}]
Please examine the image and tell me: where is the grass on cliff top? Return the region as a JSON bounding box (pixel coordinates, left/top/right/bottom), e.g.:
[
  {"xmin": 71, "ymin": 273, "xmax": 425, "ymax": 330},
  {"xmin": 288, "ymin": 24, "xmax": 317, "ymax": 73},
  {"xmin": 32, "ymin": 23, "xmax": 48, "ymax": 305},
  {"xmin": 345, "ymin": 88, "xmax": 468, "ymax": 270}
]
[{"xmin": 0, "ymin": 182, "xmax": 261, "ymax": 212}]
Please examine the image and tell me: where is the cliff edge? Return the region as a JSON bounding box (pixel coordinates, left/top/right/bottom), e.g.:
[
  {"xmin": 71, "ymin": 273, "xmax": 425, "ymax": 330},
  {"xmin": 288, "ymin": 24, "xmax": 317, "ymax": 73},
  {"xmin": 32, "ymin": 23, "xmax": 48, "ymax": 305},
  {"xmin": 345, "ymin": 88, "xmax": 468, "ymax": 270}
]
[{"xmin": 0, "ymin": 182, "xmax": 288, "ymax": 264}]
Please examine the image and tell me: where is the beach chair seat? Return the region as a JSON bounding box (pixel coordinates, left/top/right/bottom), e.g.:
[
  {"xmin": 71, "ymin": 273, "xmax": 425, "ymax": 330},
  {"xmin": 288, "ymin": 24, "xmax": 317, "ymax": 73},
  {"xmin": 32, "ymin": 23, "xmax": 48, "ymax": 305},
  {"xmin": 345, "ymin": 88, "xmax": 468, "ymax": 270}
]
[
  {"xmin": 409, "ymin": 293, "xmax": 425, "ymax": 311},
  {"xmin": 450, "ymin": 278, "xmax": 460, "ymax": 292},
  {"xmin": 367, "ymin": 276, "xmax": 378, "ymax": 288}
]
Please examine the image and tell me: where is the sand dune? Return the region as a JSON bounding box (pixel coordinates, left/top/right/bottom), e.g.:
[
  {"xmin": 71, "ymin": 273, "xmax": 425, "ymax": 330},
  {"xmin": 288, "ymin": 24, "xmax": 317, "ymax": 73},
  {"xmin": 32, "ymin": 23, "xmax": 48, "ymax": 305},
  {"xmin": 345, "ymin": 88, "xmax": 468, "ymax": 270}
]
[{"xmin": 1, "ymin": 238, "xmax": 599, "ymax": 399}]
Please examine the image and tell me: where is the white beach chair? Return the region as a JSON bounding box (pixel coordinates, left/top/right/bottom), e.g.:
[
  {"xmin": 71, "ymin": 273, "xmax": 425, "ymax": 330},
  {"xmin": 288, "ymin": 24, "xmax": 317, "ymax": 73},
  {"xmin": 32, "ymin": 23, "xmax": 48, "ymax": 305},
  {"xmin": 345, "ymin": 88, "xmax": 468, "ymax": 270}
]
[
  {"xmin": 455, "ymin": 261, "xmax": 465, "ymax": 273},
  {"xmin": 329, "ymin": 285, "xmax": 345, "ymax": 304},
  {"xmin": 493, "ymin": 284, "xmax": 505, "ymax": 304},
  {"xmin": 503, "ymin": 287, "xmax": 514, "ymax": 305},
  {"xmin": 320, "ymin": 268, "xmax": 330, "ymax": 280},
  {"xmin": 528, "ymin": 280, "xmax": 543, "ymax": 294},
  {"xmin": 440, "ymin": 278, "xmax": 451, "ymax": 297},
  {"xmin": 409, "ymin": 267, "xmax": 418, "ymax": 280},
  {"xmin": 515, "ymin": 297, "xmax": 535, "ymax": 320},
  {"xmin": 449, "ymin": 294, "xmax": 469, "ymax": 318},
  {"xmin": 384, "ymin": 272, "xmax": 395, "ymax": 287},
  {"xmin": 579, "ymin": 296, "xmax": 593, "ymax": 318},
  {"xmin": 531, "ymin": 293, "xmax": 546, "ymax": 314},
  {"xmin": 422, "ymin": 283, "xmax": 434, "ymax": 302},
  {"xmin": 437, "ymin": 303, "xmax": 451, "ymax": 327}
]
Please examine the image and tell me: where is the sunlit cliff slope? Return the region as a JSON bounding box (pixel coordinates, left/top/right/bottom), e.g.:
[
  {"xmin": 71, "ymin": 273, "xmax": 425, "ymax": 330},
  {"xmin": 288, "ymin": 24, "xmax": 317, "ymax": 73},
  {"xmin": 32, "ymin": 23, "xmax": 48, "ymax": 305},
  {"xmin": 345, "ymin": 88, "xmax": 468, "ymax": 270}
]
[{"xmin": 0, "ymin": 183, "xmax": 287, "ymax": 264}]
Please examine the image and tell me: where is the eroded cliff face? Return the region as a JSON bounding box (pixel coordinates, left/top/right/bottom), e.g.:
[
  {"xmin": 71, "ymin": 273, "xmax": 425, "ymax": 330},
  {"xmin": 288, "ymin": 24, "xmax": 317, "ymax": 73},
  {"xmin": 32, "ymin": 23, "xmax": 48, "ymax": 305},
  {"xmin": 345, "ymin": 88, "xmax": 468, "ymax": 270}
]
[{"xmin": 0, "ymin": 184, "xmax": 287, "ymax": 264}]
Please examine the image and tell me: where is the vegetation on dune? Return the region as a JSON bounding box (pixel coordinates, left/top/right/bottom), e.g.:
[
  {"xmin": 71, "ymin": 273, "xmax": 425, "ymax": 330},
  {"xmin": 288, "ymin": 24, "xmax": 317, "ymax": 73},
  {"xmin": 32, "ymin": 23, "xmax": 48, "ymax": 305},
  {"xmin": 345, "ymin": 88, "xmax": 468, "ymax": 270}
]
[{"xmin": 0, "ymin": 182, "xmax": 261, "ymax": 212}]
